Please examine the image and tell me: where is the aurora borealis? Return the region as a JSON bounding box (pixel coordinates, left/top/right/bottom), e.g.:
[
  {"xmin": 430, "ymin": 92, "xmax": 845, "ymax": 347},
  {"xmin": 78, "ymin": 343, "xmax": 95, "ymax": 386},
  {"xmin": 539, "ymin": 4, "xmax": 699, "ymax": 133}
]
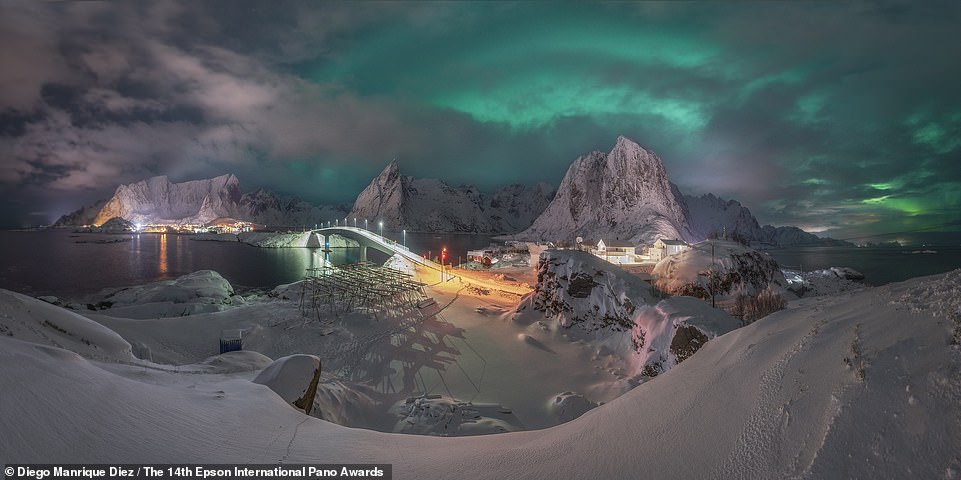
[{"xmin": 1, "ymin": 1, "xmax": 959, "ymax": 242}]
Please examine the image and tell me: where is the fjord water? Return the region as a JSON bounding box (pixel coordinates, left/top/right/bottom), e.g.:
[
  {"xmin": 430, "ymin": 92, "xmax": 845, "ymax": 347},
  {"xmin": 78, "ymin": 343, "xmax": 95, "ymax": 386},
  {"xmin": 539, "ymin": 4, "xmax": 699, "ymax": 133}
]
[
  {"xmin": 0, "ymin": 230, "xmax": 495, "ymax": 298},
  {"xmin": 763, "ymin": 245, "xmax": 961, "ymax": 285},
  {"xmin": 1, "ymin": 230, "xmax": 958, "ymax": 298}
]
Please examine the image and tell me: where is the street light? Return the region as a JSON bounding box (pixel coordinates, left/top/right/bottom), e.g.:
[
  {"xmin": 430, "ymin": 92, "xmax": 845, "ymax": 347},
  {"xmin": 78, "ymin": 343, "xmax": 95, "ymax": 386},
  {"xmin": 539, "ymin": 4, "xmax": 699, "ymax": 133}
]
[
  {"xmin": 364, "ymin": 219, "xmax": 368, "ymax": 230},
  {"xmin": 378, "ymin": 220, "xmax": 383, "ymax": 237},
  {"xmin": 402, "ymin": 229, "xmax": 406, "ymax": 247},
  {"xmin": 353, "ymin": 217, "xmax": 356, "ymax": 227}
]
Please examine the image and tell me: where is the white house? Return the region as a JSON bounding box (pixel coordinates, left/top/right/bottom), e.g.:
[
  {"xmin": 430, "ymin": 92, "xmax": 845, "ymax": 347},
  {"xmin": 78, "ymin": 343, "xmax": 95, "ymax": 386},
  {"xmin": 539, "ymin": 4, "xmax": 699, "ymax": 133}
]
[
  {"xmin": 593, "ymin": 239, "xmax": 637, "ymax": 264},
  {"xmin": 650, "ymin": 239, "xmax": 690, "ymax": 262}
]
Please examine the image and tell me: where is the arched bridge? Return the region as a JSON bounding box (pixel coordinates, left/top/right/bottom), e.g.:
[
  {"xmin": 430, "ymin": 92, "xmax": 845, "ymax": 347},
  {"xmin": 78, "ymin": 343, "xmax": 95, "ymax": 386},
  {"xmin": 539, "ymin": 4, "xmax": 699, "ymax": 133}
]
[
  {"xmin": 302, "ymin": 226, "xmax": 531, "ymax": 296},
  {"xmin": 305, "ymin": 226, "xmax": 437, "ymax": 271}
]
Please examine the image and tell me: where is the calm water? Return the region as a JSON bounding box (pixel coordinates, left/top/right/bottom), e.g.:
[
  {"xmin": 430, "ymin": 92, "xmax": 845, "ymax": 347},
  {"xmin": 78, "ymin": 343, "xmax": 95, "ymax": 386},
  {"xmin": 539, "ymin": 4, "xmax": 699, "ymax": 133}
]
[
  {"xmin": 764, "ymin": 245, "xmax": 961, "ymax": 285},
  {"xmin": 0, "ymin": 230, "xmax": 495, "ymax": 298},
  {"xmin": 5, "ymin": 230, "xmax": 957, "ymax": 298}
]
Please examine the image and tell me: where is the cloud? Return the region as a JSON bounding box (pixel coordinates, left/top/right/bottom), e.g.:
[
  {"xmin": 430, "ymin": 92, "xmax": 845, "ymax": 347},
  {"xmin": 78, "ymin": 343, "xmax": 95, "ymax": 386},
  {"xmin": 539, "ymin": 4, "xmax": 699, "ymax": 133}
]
[{"xmin": 0, "ymin": 1, "xmax": 958, "ymax": 239}]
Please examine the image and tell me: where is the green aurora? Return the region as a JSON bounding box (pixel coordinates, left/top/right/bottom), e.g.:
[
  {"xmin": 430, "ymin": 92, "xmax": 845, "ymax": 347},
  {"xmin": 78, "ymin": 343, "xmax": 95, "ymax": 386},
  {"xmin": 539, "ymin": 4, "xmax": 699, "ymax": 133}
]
[{"xmin": 0, "ymin": 1, "xmax": 958, "ymax": 242}]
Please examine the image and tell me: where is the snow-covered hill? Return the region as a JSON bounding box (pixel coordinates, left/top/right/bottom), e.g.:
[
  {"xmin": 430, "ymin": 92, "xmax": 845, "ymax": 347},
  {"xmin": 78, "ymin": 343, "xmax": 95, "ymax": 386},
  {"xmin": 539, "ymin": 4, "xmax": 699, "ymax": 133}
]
[
  {"xmin": 517, "ymin": 136, "xmax": 693, "ymax": 246},
  {"xmin": 652, "ymin": 240, "xmax": 788, "ymax": 301},
  {"xmin": 347, "ymin": 161, "xmax": 554, "ymax": 233},
  {"xmin": 512, "ymin": 249, "xmax": 740, "ymax": 378},
  {"xmin": 57, "ymin": 175, "xmax": 349, "ymax": 228},
  {"xmin": 2, "ymin": 269, "xmax": 958, "ymax": 477}
]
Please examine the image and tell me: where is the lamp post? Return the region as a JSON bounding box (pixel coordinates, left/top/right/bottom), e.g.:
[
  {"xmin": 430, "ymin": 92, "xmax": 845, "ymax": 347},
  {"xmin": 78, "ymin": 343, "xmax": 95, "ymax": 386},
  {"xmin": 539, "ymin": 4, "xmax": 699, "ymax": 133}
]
[
  {"xmin": 402, "ymin": 229, "xmax": 406, "ymax": 247},
  {"xmin": 364, "ymin": 219, "xmax": 368, "ymax": 230},
  {"xmin": 378, "ymin": 220, "xmax": 383, "ymax": 237},
  {"xmin": 353, "ymin": 217, "xmax": 356, "ymax": 227}
]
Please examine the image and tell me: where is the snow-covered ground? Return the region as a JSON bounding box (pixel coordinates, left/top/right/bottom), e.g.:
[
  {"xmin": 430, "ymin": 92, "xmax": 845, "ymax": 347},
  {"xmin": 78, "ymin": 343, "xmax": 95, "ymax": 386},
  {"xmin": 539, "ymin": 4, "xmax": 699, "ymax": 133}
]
[{"xmin": 2, "ymin": 261, "xmax": 960, "ymax": 477}]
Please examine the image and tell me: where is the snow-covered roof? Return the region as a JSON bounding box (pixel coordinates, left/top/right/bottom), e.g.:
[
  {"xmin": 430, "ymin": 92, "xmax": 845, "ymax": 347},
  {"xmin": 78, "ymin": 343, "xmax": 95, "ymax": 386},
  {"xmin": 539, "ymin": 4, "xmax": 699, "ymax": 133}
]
[
  {"xmin": 657, "ymin": 239, "xmax": 688, "ymax": 246},
  {"xmin": 600, "ymin": 239, "xmax": 635, "ymax": 248}
]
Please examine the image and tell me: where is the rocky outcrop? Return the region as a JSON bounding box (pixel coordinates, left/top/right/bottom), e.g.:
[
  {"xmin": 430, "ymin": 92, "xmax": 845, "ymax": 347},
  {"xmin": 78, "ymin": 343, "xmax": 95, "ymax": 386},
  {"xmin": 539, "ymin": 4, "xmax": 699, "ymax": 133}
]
[{"xmin": 651, "ymin": 240, "xmax": 788, "ymax": 300}]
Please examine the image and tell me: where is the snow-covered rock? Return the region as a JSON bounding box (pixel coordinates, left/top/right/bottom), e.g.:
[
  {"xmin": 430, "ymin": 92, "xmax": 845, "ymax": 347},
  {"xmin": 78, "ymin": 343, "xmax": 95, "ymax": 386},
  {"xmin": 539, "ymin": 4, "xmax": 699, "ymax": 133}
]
[
  {"xmin": 784, "ymin": 267, "xmax": 866, "ymax": 297},
  {"xmin": 517, "ymin": 249, "xmax": 654, "ymax": 334},
  {"xmin": 652, "ymin": 240, "xmax": 787, "ymax": 300},
  {"xmin": 95, "ymin": 270, "xmax": 244, "ymax": 319},
  {"xmin": 59, "ymin": 174, "xmax": 349, "ymax": 228},
  {"xmin": 348, "ymin": 160, "xmax": 554, "ymax": 234},
  {"xmin": 92, "ymin": 174, "xmax": 243, "ymax": 226},
  {"xmin": 517, "ymin": 136, "xmax": 693, "ymax": 246},
  {"xmin": 253, "ymin": 354, "xmax": 322, "ymax": 415},
  {"xmin": 384, "ymin": 253, "xmax": 417, "ymax": 275},
  {"xmin": 390, "ymin": 396, "xmax": 523, "ymax": 436},
  {"xmin": 513, "ymin": 250, "xmax": 738, "ymax": 377},
  {"xmin": 0, "ymin": 290, "xmax": 134, "ymax": 362},
  {"xmin": 550, "ymin": 392, "xmax": 599, "ymax": 422}
]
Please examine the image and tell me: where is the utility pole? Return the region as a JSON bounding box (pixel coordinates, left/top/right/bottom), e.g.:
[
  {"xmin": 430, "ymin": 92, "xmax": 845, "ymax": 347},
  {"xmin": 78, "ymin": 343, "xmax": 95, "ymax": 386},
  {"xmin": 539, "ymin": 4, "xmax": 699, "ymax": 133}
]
[{"xmin": 711, "ymin": 242, "xmax": 717, "ymax": 308}]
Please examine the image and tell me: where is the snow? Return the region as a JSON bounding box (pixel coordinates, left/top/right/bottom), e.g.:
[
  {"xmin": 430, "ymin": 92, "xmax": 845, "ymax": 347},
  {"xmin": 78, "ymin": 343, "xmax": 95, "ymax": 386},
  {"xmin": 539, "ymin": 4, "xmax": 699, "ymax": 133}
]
[
  {"xmin": 652, "ymin": 240, "xmax": 787, "ymax": 300},
  {"xmin": 0, "ymin": 289, "xmax": 134, "ymax": 362},
  {"xmin": 92, "ymin": 270, "xmax": 245, "ymax": 319},
  {"xmin": 74, "ymin": 174, "xmax": 348, "ymax": 228},
  {"xmin": 252, "ymin": 354, "xmax": 322, "ymax": 413},
  {"xmin": 784, "ymin": 267, "xmax": 866, "ymax": 297},
  {"xmin": 516, "ymin": 136, "xmax": 692, "ymax": 246},
  {"xmin": 2, "ymin": 269, "xmax": 959, "ymax": 477},
  {"xmin": 511, "ymin": 249, "xmax": 739, "ymax": 381},
  {"xmin": 348, "ymin": 161, "xmax": 553, "ymax": 234}
]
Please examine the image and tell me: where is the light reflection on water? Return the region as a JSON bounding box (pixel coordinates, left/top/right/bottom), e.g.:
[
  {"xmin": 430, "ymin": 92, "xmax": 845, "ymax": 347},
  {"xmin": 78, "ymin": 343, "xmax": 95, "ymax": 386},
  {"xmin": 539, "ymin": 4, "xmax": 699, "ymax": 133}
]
[{"xmin": 0, "ymin": 230, "xmax": 369, "ymax": 298}]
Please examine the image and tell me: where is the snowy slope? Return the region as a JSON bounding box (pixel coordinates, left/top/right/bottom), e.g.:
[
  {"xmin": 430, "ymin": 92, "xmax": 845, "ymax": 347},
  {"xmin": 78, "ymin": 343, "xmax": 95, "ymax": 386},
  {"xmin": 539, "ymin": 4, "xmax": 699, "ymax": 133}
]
[
  {"xmin": 347, "ymin": 161, "xmax": 554, "ymax": 233},
  {"xmin": 518, "ymin": 136, "xmax": 693, "ymax": 246},
  {"xmin": 2, "ymin": 270, "xmax": 959, "ymax": 477}
]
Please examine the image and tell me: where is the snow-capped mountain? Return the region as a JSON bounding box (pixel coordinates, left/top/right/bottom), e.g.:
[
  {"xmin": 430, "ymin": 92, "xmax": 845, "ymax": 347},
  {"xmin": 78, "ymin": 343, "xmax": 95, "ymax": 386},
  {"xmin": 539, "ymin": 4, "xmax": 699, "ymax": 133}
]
[
  {"xmin": 91, "ymin": 174, "xmax": 242, "ymax": 226},
  {"xmin": 59, "ymin": 175, "xmax": 348, "ymax": 227},
  {"xmin": 680, "ymin": 192, "xmax": 764, "ymax": 243},
  {"xmin": 516, "ymin": 135, "xmax": 848, "ymax": 247},
  {"xmin": 518, "ymin": 136, "xmax": 694, "ymax": 246},
  {"xmin": 347, "ymin": 160, "xmax": 554, "ymax": 233}
]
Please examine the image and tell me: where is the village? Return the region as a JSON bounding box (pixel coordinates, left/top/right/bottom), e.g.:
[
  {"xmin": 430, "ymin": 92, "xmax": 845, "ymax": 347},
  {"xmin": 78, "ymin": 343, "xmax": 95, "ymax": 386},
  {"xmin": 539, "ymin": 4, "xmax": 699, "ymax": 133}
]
[{"xmin": 467, "ymin": 237, "xmax": 691, "ymax": 267}]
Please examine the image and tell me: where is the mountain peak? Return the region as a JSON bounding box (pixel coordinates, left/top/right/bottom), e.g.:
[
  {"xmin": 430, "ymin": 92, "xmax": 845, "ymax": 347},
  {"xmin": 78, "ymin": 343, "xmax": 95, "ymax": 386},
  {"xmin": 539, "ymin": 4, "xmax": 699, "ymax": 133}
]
[{"xmin": 612, "ymin": 135, "xmax": 648, "ymax": 153}]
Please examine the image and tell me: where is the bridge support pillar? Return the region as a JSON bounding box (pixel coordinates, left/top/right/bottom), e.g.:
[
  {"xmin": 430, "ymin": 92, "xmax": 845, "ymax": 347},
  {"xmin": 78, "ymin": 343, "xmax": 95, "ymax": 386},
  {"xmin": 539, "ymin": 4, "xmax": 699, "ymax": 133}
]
[{"xmin": 360, "ymin": 246, "xmax": 368, "ymax": 263}]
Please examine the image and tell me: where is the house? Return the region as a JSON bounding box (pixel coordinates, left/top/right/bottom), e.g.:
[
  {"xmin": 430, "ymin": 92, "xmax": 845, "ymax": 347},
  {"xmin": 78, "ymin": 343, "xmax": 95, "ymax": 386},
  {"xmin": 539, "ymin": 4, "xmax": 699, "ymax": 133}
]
[
  {"xmin": 593, "ymin": 239, "xmax": 637, "ymax": 264},
  {"xmin": 650, "ymin": 239, "xmax": 690, "ymax": 262}
]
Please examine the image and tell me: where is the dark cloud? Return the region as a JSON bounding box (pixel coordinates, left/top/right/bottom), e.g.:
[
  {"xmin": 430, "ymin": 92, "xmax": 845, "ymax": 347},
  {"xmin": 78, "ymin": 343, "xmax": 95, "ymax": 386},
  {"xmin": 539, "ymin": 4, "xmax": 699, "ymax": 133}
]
[{"xmin": 0, "ymin": 1, "xmax": 958, "ymax": 242}]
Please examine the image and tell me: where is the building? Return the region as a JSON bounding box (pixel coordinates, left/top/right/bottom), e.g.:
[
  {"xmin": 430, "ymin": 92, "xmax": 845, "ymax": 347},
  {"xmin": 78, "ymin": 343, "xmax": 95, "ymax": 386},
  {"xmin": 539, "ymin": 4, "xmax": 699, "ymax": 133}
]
[
  {"xmin": 650, "ymin": 239, "xmax": 690, "ymax": 262},
  {"xmin": 593, "ymin": 239, "xmax": 637, "ymax": 264}
]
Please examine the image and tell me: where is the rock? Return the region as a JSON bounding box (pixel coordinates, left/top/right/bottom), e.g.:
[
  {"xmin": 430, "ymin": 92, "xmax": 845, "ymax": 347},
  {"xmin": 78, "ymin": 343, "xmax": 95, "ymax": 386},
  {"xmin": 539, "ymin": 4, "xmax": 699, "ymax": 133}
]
[{"xmin": 253, "ymin": 354, "xmax": 322, "ymax": 415}]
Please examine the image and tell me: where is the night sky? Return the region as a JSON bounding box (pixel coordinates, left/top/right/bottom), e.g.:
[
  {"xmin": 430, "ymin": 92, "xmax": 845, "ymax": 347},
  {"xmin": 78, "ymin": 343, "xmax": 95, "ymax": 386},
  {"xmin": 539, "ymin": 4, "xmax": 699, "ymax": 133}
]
[{"xmin": 1, "ymin": 1, "xmax": 959, "ymax": 242}]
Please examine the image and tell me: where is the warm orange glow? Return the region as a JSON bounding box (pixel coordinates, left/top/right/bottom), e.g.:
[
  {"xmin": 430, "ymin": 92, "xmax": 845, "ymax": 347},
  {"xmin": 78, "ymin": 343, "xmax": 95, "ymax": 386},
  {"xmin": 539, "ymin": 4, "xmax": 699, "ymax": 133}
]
[{"xmin": 158, "ymin": 234, "xmax": 168, "ymax": 274}]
